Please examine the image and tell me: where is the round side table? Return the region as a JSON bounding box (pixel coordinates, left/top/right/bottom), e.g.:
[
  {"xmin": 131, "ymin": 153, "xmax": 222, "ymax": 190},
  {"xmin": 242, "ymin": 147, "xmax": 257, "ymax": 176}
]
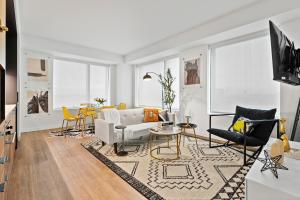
[
  {"xmin": 176, "ymin": 123, "xmax": 199, "ymax": 149},
  {"xmin": 115, "ymin": 125, "xmax": 128, "ymax": 156}
]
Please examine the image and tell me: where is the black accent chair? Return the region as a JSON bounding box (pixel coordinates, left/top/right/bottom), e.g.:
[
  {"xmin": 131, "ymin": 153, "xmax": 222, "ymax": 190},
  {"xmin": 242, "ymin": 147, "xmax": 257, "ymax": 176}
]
[{"xmin": 207, "ymin": 106, "xmax": 279, "ymax": 165}]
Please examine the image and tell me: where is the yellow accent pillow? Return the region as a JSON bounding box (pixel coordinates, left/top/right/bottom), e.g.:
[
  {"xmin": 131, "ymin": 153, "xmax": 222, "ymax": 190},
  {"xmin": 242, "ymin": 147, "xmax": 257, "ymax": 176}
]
[
  {"xmin": 118, "ymin": 103, "xmax": 127, "ymax": 110},
  {"xmin": 233, "ymin": 117, "xmax": 253, "ymax": 134},
  {"xmin": 144, "ymin": 108, "xmax": 160, "ymax": 122}
]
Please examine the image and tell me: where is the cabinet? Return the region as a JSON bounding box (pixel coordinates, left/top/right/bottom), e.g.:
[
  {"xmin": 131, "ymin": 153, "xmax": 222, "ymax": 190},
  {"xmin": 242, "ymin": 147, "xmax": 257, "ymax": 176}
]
[
  {"xmin": 0, "ymin": 105, "xmax": 16, "ymax": 200},
  {"xmin": 0, "ymin": 0, "xmax": 6, "ymax": 67},
  {"xmin": 245, "ymin": 138, "xmax": 300, "ymax": 199}
]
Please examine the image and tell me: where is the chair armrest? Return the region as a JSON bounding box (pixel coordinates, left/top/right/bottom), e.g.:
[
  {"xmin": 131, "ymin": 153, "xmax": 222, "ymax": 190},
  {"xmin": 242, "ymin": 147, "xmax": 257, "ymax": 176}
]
[
  {"xmin": 244, "ymin": 119, "xmax": 279, "ymax": 124},
  {"xmin": 209, "ymin": 113, "xmax": 235, "ymax": 117},
  {"xmin": 209, "ymin": 113, "xmax": 235, "ymax": 129}
]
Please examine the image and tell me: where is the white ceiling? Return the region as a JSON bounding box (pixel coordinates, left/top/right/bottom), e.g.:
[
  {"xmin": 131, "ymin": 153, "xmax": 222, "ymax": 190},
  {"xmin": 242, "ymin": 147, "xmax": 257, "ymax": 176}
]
[{"xmin": 20, "ymin": 0, "xmax": 262, "ymax": 55}]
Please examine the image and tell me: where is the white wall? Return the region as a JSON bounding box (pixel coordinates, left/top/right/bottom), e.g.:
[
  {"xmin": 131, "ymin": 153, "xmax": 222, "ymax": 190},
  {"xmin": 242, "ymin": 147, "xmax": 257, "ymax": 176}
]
[
  {"xmin": 179, "ymin": 46, "xmax": 208, "ymax": 133},
  {"xmin": 178, "ymin": 18, "xmax": 300, "ymax": 141},
  {"xmin": 179, "ymin": 46, "xmax": 233, "ymax": 135},
  {"xmin": 18, "ymin": 35, "xmax": 122, "ymax": 132},
  {"xmin": 125, "ymin": 0, "xmax": 300, "ymax": 63},
  {"xmin": 116, "ymin": 63, "xmax": 134, "ymax": 108}
]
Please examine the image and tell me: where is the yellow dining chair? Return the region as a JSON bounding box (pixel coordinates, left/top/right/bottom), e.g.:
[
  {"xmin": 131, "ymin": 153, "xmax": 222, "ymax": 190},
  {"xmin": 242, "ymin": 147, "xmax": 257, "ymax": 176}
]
[
  {"xmin": 118, "ymin": 103, "xmax": 127, "ymax": 110},
  {"xmin": 61, "ymin": 106, "xmax": 81, "ymax": 137},
  {"xmin": 79, "ymin": 107, "xmax": 97, "ymax": 134}
]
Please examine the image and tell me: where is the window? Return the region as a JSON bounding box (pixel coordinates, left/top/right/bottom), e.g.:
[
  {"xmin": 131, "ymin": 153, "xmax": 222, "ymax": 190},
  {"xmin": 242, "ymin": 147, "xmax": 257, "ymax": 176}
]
[
  {"xmin": 136, "ymin": 61, "xmax": 164, "ymax": 107},
  {"xmin": 53, "ymin": 59, "xmax": 109, "ymax": 109},
  {"xmin": 210, "ymin": 35, "xmax": 280, "ymax": 113},
  {"xmin": 135, "ymin": 57, "xmax": 180, "ymax": 109},
  {"xmin": 53, "ymin": 60, "xmax": 88, "ymax": 109},
  {"xmin": 90, "ymin": 65, "xmax": 109, "ymax": 102}
]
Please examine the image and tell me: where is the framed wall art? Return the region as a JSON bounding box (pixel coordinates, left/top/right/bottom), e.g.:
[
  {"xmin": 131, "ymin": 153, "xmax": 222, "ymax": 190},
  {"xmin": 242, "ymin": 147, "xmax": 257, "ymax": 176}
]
[{"xmin": 184, "ymin": 57, "xmax": 201, "ymax": 86}]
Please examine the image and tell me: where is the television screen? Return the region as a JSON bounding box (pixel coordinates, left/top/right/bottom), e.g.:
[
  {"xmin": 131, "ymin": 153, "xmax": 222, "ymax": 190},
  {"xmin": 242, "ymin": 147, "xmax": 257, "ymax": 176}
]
[{"xmin": 269, "ymin": 20, "xmax": 300, "ymax": 85}]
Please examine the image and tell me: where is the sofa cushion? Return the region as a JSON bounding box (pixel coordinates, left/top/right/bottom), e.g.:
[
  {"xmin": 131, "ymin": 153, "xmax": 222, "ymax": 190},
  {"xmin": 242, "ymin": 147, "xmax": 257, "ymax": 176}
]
[
  {"xmin": 207, "ymin": 128, "xmax": 265, "ymax": 146},
  {"xmin": 115, "ymin": 122, "xmax": 157, "ymax": 138},
  {"xmin": 119, "ymin": 108, "xmax": 144, "ymax": 125},
  {"xmin": 127, "ymin": 122, "xmax": 157, "ymax": 132},
  {"xmin": 144, "ymin": 108, "xmax": 159, "ymax": 122},
  {"xmin": 158, "ymin": 110, "xmax": 169, "ymax": 122}
]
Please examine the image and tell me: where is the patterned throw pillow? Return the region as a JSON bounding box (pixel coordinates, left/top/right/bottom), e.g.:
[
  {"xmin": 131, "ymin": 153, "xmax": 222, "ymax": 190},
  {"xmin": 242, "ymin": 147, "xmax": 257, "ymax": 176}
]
[
  {"xmin": 232, "ymin": 117, "xmax": 254, "ymax": 134},
  {"xmin": 144, "ymin": 108, "xmax": 159, "ymax": 122},
  {"xmin": 158, "ymin": 110, "xmax": 169, "ymax": 122}
]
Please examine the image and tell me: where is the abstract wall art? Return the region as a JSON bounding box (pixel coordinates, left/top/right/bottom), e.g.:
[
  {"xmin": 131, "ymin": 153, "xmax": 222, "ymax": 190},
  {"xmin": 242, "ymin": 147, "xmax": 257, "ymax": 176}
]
[
  {"xmin": 184, "ymin": 58, "xmax": 200, "ymax": 85},
  {"xmin": 27, "ymin": 90, "xmax": 49, "ymax": 114},
  {"xmin": 26, "ymin": 57, "xmax": 49, "ymax": 82}
]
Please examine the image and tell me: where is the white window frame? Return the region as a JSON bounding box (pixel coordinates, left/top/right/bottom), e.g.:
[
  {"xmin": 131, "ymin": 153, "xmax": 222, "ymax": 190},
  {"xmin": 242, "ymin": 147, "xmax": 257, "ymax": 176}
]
[
  {"xmin": 53, "ymin": 57, "xmax": 111, "ymax": 110},
  {"xmin": 135, "ymin": 55, "xmax": 180, "ymax": 110},
  {"xmin": 208, "ymin": 30, "xmax": 280, "ymax": 114}
]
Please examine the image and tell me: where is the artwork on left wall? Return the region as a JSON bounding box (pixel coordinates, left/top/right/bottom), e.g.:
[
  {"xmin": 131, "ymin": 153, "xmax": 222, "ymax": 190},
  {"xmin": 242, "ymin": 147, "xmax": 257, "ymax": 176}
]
[
  {"xmin": 26, "ymin": 57, "xmax": 49, "ymax": 82},
  {"xmin": 27, "ymin": 90, "xmax": 49, "ymax": 114}
]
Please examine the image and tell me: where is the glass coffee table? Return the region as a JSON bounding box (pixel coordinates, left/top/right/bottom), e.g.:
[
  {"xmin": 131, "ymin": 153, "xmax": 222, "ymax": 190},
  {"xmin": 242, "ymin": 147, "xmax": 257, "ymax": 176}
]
[{"xmin": 149, "ymin": 127, "xmax": 182, "ymax": 160}]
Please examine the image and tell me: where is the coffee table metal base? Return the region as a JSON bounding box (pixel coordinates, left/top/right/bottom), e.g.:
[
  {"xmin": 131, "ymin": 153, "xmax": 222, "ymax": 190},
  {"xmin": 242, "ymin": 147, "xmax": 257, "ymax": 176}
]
[{"xmin": 149, "ymin": 133, "xmax": 180, "ymax": 161}]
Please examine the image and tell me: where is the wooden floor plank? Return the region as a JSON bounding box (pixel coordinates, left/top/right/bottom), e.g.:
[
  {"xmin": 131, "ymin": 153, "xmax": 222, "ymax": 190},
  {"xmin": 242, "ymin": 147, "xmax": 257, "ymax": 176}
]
[{"xmin": 6, "ymin": 131, "xmax": 145, "ymax": 200}]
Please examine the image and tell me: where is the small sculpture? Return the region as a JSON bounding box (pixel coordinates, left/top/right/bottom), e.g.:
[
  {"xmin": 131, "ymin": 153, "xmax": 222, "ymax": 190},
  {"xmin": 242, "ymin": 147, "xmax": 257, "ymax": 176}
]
[
  {"xmin": 258, "ymin": 150, "xmax": 288, "ymax": 179},
  {"xmin": 279, "ymin": 118, "xmax": 291, "ymax": 152}
]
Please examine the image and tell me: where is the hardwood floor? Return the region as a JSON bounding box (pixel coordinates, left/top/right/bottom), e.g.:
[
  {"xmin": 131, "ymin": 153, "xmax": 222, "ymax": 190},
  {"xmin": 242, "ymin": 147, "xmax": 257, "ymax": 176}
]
[{"xmin": 6, "ymin": 131, "xmax": 145, "ymax": 200}]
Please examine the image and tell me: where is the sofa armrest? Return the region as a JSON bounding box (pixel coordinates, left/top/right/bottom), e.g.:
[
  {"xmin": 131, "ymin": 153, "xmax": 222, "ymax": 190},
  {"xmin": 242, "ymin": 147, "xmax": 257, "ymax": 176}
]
[{"xmin": 95, "ymin": 119, "xmax": 115, "ymax": 145}]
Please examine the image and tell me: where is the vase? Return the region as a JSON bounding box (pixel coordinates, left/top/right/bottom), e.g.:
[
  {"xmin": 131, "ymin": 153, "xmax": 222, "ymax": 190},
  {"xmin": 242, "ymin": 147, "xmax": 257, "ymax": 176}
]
[
  {"xmin": 279, "ymin": 118, "xmax": 291, "ymax": 152},
  {"xmin": 279, "ymin": 118, "xmax": 287, "ymax": 135}
]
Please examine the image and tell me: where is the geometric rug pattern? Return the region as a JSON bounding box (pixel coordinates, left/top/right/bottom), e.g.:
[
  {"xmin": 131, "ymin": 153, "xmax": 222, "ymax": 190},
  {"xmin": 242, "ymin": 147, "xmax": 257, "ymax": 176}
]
[{"xmin": 82, "ymin": 135, "xmax": 251, "ymax": 200}]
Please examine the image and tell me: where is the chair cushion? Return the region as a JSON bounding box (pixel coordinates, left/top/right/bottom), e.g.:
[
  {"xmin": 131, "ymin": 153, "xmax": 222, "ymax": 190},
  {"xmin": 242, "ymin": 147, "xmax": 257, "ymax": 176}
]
[
  {"xmin": 232, "ymin": 117, "xmax": 254, "ymax": 133},
  {"xmin": 232, "ymin": 106, "xmax": 277, "ymax": 142},
  {"xmin": 207, "ymin": 128, "xmax": 266, "ymax": 146}
]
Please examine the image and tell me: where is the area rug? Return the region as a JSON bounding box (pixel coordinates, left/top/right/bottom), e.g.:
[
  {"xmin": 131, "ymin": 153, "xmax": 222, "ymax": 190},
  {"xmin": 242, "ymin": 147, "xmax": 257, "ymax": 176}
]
[{"xmin": 82, "ymin": 136, "xmax": 251, "ymax": 200}]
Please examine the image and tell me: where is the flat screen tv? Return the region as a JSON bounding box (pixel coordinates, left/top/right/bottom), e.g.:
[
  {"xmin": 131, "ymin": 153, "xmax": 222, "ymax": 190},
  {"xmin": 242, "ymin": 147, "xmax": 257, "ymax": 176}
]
[{"xmin": 269, "ymin": 20, "xmax": 300, "ymax": 85}]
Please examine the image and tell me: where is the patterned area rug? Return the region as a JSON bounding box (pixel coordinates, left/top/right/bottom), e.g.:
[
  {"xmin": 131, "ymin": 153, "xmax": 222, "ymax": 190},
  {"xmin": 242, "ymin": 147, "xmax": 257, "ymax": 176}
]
[{"xmin": 82, "ymin": 136, "xmax": 251, "ymax": 200}]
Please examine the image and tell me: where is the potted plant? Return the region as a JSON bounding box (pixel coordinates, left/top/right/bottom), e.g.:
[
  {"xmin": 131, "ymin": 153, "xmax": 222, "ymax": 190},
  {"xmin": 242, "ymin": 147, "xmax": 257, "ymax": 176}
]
[
  {"xmin": 94, "ymin": 97, "xmax": 106, "ymax": 107},
  {"xmin": 158, "ymin": 68, "xmax": 176, "ymax": 112}
]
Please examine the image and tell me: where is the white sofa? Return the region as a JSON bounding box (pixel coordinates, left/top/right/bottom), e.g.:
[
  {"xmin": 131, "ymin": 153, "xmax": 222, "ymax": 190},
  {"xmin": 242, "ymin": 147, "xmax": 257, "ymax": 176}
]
[{"xmin": 95, "ymin": 108, "xmax": 174, "ymax": 146}]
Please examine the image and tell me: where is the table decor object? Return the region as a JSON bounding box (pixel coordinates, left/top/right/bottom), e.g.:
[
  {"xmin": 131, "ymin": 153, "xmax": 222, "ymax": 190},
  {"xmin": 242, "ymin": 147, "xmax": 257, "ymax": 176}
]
[
  {"xmin": 279, "ymin": 118, "xmax": 291, "ymax": 152},
  {"xmin": 94, "ymin": 97, "xmax": 106, "ymax": 107},
  {"xmin": 258, "ymin": 150, "xmax": 288, "ymax": 178},
  {"xmin": 270, "ymin": 138, "xmax": 284, "ymax": 164}
]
